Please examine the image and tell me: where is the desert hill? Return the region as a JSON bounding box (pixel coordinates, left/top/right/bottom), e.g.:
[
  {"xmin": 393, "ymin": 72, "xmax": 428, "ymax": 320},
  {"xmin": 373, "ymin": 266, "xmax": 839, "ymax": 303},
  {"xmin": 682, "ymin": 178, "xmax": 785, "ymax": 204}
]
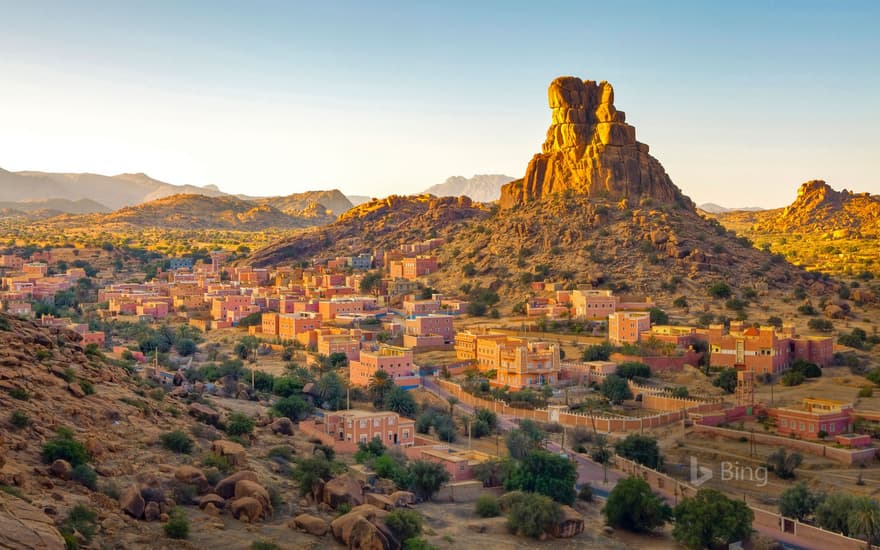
[
  {"xmin": 698, "ymin": 203, "xmax": 764, "ymax": 214},
  {"xmin": 717, "ymin": 180, "xmax": 880, "ymax": 237},
  {"xmin": 93, "ymin": 193, "xmax": 333, "ymax": 230},
  {"xmin": 422, "ymin": 174, "xmax": 515, "ymax": 203},
  {"xmin": 0, "ymin": 198, "xmax": 110, "ymax": 215},
  {"xmin": 249, "ymin": 76, "xmax": 828, "ymax": 304},
  {"xmin": 245, "ymin": 189, "xmax": 354, "ymax": 217}
]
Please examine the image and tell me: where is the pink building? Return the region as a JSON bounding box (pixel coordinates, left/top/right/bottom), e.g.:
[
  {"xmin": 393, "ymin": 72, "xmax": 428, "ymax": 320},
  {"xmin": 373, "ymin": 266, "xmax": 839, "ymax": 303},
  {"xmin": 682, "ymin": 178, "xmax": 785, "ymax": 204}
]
[
  {"xmin": 403, "ymin": 295, "xmax": 442, "ymax": 316},
  {"xmin": 322, "ymin": 409, "xmax": 415, "ymax": 447},
  {"xmin": 350, "ymin": 345, "xmax": 419, "ymax": 388},
  {"xmin": 316, "ymin": 328, "xmax": 362, "ymax": 360},
  {"xmin": 318, "ymin": 298, "xmax": 365, "ymax": 320},
  {"xmin": 404, "ymin": 445, "xmax": 490, "ymax": 482},
  {"xmin": 771, "ymin": 398, "xmax": 853, "ymax": 439},
  {"xmin": 389, "ymin": 256, "xmax": 439, "ymax": 280},
  {"xmin": 608, "ymin": 311, "xmax": 651, "ymax": 344},
  {"xmin": 403, "ymin": 314, "xmax": 454, "ymax": 348}
]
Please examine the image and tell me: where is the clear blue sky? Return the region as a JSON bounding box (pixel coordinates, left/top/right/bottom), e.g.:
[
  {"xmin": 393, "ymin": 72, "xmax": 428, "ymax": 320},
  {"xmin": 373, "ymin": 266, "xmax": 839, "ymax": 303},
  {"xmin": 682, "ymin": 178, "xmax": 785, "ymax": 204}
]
[{"xmin": 1, "ymin": 0, "xmax": 877, "ymax": 207}]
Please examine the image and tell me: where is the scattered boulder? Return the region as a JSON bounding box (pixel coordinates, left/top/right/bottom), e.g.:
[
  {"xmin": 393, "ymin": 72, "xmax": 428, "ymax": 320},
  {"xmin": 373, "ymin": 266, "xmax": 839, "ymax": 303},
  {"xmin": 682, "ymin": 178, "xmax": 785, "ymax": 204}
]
[
  {"xmin": 271, "ymin": 417, "xmax": 295, "ymax": 435},
  {"xmin": 174, "ymin": 465, "xmax": 210, "ymax": 493},
  {"xmin": 49, "ymin": 459, "xmax": 72, "ymax": 480},
  {"xmin": 293, "ymin": 513, "xmax": 330, "ymax": 537},
  {"xmin": 215, "ymin": 471, "xmax": 259, "ymax": 499},
  {"xmin": 330, "ymin": 505, "xmax": 396, "ymax": 550},
  {"xmin": 365, "ymin": 492, "xmax": 395, "ymax": 511},
  {"xmin": 212, "ymin": 440, "xmax": 247, "ymax": 467},
  {"xmin": 323, "ymin": 476, "xmax": 363, "ymax": 509},
  {"xmin": 198, "ymin": 493, "xmax": 226, "ymax": 511},
  {"xmin": 388, "ymin": 491, "xmax": 415, "ymax": 508},
  {"xmin": 234, "ymin": 479, "xmax": 272, "ymax": 519},
  {"xmin": 551, "ymin": 505, "xmax": 585, "ymax": 538},
  {"xmin": 0, "ymin": 492, "xmax": 65, "ymax": 550},
  {"xmin": 67, "ymin": 382, "xmax": 85, "ymax": 398},
  {"xmin": 144, "ymin": 501, "xmax": 161, "ymax": 522},
  {"xmin": 119, "ymin": 484, "xmax": 146, "ymax": 519},
  {"xmin": 230, "ymin": 497, "xmax": 262, "ymax": 523},
  {"xmin": 188, "ymin": 403, "xmax": 220, "ymax": 425}
]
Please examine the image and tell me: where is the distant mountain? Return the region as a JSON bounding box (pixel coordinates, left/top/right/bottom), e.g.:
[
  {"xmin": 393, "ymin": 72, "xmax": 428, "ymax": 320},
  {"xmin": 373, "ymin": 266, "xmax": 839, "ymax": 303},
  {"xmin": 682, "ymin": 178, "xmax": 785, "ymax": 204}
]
[
  {"xmin": 94, "ymin": 193, "xmax": 333, "ymax": 230},
  {"xmin": 244, "ymin": 190, "xmax": 353, "ymax": 217},
  {"xmin": 422, "ymin": 174, "xmax": 515, "ymax": 202},
  {"xmin": 346, "ymin": 195, "xmax": 372, "ymax": 207},
  {"xmin": 0, "ymin": 168, "xmax": 226, "ymax": 210},
  {"xmin": 0, "ymin": 198, "xmax": 110, "ymax": 215},
  {"xmin": 698, "ymin": 203, "xmax": 764, "ymax": 214}
]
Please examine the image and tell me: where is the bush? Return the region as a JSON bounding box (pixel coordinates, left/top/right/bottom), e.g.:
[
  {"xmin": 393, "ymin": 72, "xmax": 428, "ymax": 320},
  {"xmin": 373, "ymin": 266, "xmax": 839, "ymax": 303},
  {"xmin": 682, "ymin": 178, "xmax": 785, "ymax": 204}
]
[
  {"xmin": 251, "ymin": 541, "xmax": 281, "ymax": 550},
  {"xmin": 859, "ymin": 386, "xmax": 874, "ymax": 398},
  {"xmin": 582, "ymin": 341, "xmax": 614, "ymax": 361},
  {"xmin": 475, "ymin": 495, "xmax": 500, "ymax": 517},
  {"xmin": 766, "ymin": 448, "xmax": 803, "ymax": 479},
  {"xmin": 790, "ymin": 359, "xmax": 822, "ymax": 378},
  {"xmin": 578, "ymin": 484, "xmax": 594, "ymax": 502},
  {"xmin": 386, "ymin": 509, "xmax": 423, "ymax": 541},
  {"xmin": 506, "ymin": 492, "xmax": 561, "ymax": 538},
  {"xmin": 171, "ymin": 481, "xmax": 198, "ymax": 505},
  {"xmin": 781, "ymin": 371, "xmax": 805, "ymax": 387},
  {"xmin": 10, "ymin": 409, "xmax": 28, "ymax": 429},
  {"xmin": 272, "ymin": 395, "xmax": 312, "ymax": 421},
  {"xmin": 673, "ymin": 488, "xmax": 753, "ymax": 548},
  {"xmin": 708, "ymin": 282, "xmax": 732, "ymax": 299},
  {"xmin": 160, "ymin": 430, "xmax": 194, "ymax": 454},
  {"xmin": 267, "ymin": 446, "xmax": 294, "ymax": 462},
  {"xmin": 71, "ymin": 464, "xmax": 98, "ymax": 490},
  {"xmin": 79, "ymin": 379, "xmax": 95, "ymax": 395},
  {"xmin": 226, "ymin": 412, "xmax": 255, "ymax": 437},
  {"xmin": 616, "ymin": 362, "xmax": 651, "ymax": 380},
  {"xmin": 60, "ymin": 504, "xmax": 97, "ymax": 546},
  {"xmin": 808, "ymin": 318, "xmax": 834, "ymax": 332},
  {"xmin": 407, "ymin": 460, "xmax": 450, "ymax": 501},
  {"xmin": 42, "ymin": 431, "xmax": 89, "ymax": 467},
  {"xmin": 603, "ymin": 477, "xmax": 670, "ymax": 532},
  {"xmin": 8, "ymin": 387, "xmax": 30, "ymax": 400},
  {"xmin": 505, "ymin": 450, "xmax": 577, "ymax": 505},
  {"xmin": 164, "ymin": 509, "xmax": 190, "ymax": 539},
  {"xmin": 713, "ymin": 368, "xmax": 738, "ymax": 393},
  {"xmin": 615, "ymin": 434, "xmax": 662, "ymax": 469}
]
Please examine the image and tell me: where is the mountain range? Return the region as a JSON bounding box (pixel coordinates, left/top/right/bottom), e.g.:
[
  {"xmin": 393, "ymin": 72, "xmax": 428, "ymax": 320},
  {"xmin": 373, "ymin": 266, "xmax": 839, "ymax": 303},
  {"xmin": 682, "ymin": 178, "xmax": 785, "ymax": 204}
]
[
  {"xmin": 697, "ymin": 203, "xmax": 764, "ymax": 214},
  {"xmin": 421, "ymin": 174, "xmax": 515, "ymax": 202}
]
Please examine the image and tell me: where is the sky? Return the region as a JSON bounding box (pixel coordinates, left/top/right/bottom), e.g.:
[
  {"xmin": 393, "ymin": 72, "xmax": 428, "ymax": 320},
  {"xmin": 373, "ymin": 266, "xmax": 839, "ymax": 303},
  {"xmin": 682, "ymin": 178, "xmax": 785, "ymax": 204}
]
[{"xmin": 0, "ymin": 1, "xmax": 878, "ymax": 208}]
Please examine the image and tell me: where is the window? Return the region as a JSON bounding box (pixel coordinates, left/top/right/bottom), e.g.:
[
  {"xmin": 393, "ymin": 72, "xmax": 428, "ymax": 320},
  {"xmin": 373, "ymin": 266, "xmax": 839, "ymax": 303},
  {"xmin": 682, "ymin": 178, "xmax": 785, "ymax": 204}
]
[
  {"xmin": 388, "ymin": 417, "xmax": 395, "ymax": 425},
  {"xmin": 781, "ymin": 419, "xmax": 788, "ymax": 427},
  {"xmin": 403, "ymin": 429, "xmax": 410, "ymax": 439},
  {"xmin": 360, "ymin": 420, "xmax": 366, "ymax": 428},
  {"xmin": 374, "ymin": 419, "xmax": 380, "ymax": 427}
]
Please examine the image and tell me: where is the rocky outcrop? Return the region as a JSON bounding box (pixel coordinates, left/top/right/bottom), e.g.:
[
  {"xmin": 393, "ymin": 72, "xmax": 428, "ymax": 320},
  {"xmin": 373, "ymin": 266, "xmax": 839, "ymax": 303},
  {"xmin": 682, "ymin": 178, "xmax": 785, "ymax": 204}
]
[
  {"xmin": 324, "ymin": 476, "xmax": 364, "ymax": 509},
  {"xmin": 211, "ymin": 439, "xmax": 247, "ymax": 467},
  {"xmin": 551, "ymin": 505, "xmax": 585, "ymax": 538},
  {"xmin": 215, "ymin": 471, "xmax": 259, "ymax": 499},
  {"xmin": 293, "ymin": 513, "xmax": 330, "ymax": 536},
  {"xmin": 500, "ymin": 76, "xmax": 686, "ymax": 209},
  {"xmin": 330, "ymin": 504, "xmax": 399, "ymax": 550},
  {"xmin": 0, "ymin": 492, "xmax": 65, "ymax": 550},
  {"xmin": 234, "ymin": 479, "xmax": 272, "ymax": 519},
  {"xmin": 188, "ymin": 402, "xmax": 220, "ymax": 424},
  {"xmin": 174, "ymin": 465, "xmax": 210, "ymax": 493},
  {"xmin": 271, "ymin": 417, "xmax": 295, "ymax": 435},
  {"xmin": 230, "ymin": 497, "xmax": 262, "ymax": 523},
  {"xmin": 119, "ymin": 484, "xmax": 146, "ymax": 519}
]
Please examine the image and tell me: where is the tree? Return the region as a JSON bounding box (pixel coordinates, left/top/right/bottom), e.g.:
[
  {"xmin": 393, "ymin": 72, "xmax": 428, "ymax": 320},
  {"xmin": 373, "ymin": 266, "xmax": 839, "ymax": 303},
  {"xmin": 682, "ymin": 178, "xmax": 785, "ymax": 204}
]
[
  {"xmin": 472, "ymin": 458, "xmax": 514, "ymax": 488},
  {"xmin": 225, "ymin": 413, "xmax": 255, "ymax": 437},
  {"xmin": 293, "ymin": 456, "xmax": 334, "ymax": 496},
  {"xmin": 781, "ymin": 370, "xmax": 805, "ymax": 386},
  {"xmin": 765, "ymin": 448, "xmax": 803, "ymax": 479},
  {"xmin": 600, "ymin": 375, "xmax": 632, "ymax": 405},
  {"xmin": 779, "ymin": 482, "xmax": 822, "ymax": 522},
  {"xmin": 708, "ymin": 282, "xmax": 732, "ymax": 299},
  {"xmin": 272, "ymin": 395, "xmax": 313, "ymax": 421},
  {"xmin": 175, "ymin": 338, "xmax": 197, "ymax": 357},
  {"xmin": 360, "ymin": 272, "xmax": 383, "ymax": 295},
  {"xmin": 648, "ymin": 307, "xmax": 669, "ymax": 325},
  {"xmin": 386, "ymin": 509, "xmax": 423, "ymax": 542},
  {"xmin": 384, "ymin": 386, "xmax": 418, "ymax": 417},
  {"xmin": 614, "ymin": 434, "xmax": 662, "ymax": 469},
  {"xmin": 406, "ymin": 460, "xmax": 450, "ymax": 501},
  {"xmin": 815, "ymin": 493, "xmax": 857, "ymax": 535},
  {"xmin": 582, "ymin": 341, "xmax": 614, "ymax": 361},
  {"xmin": 505, "ymin": 422, "xmax": 545, "ymax": 460},
  {"xmin": 505, "ymin": 450, "xmax": 577, "ymax": 505},
  {"xmin": 506, "ymin": 492, "xmax": 562, "ymax": 538},
  {"xmin": 470, "ymin": 408, "xmax": 498, "ymax": 438},
  {"xmin": 369, "ymin": 370, "xmax": 394, "ymax": 407},
  {"xmin": 847, "ymin": 497, "xmax": 880, "ymax": 546},
  {"xmin": 603, "ymin": 477, "xmax": 670, "ymax": 532},
  {"xmin": 316, "ymin": 372, "xmax": 346, "ymax": 410},
  {"xmin": 355, "ymin": 436, "xmax": 387, "ymax": 464},
  {"xmin": 615, "ymin": 362, "xmax": 651, "ymax": 380},
  {"xmin": 328, "ymin": 352, "xmax": 349, "ymax": 369},
  {"xmin": 713, "ymin": 368, "xmax": 738, "ymax": 393},
  {"xmin": 446, "ymin": 396, "xmax": 458, "ymax": 415},
  {"xmin": 164, "ymin": 508, "xmax": 190, "ymax": 539},
  {"xmin": 673, "ymin": 488, "xmax": 753, "ymax": 548}
]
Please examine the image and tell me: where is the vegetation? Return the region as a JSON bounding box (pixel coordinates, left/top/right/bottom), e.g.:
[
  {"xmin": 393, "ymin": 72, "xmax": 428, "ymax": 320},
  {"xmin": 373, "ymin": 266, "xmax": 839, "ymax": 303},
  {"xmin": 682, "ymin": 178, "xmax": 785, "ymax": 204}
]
[
  {"xmin": 164, "ymin": 509, "xmax": 190, "ymax": 539},
  {"xmin": 71, "ymin": 464, "xmax": 98, "ymax": 490},
  {"xmin": 505, "ymin": 420, "xmax": 545, "ymax": 460},
  {"xmin": 292, "ymin": 456, "xmax": 335, "ymax": 496},
  {"xmin": 713, "ymin": 368, "xmax": 738, "ymax": 393},
  {"xmin": 225, "ymin": 412, "xmax": 255, "ymax": 437},
  {"xmin": 384, "ymin": 386, "xmax": 418, "ymax": 417},
  {"xmin": 603, "ymin": 477, "xmax": 670, "ymax": 532},
  {"xmin": 160, "ymin": 430, "xmax": 194, "ymax": 454},
  {"xmin": 506, "ymin": 492, "xmax": 562, "ymax": 538},
  {"xmin": 708, "ymin": 282, "xmax": 732, "ymax": 299},
  {"xmin": 600, "ymin": 374, "xmax": 632, "ymax": 404},
  {"xmin": 9, "ymin": 409, "xmax": 29, "ymax": 429},
  {"xmin": 614, "ymin": 434, "xmax": 662, "ymax": 469},
  {"xmin": 42, "ymin": 429, "xmax": 90, "ymax": 467},
  {"xmin": 582, "ymin": 341, "xmax": 614, "ymax": 361},
  {"xmin": 60, "ymin": 504, "xmax": 98, "ymax": 548},
  {"xmin": 475, "ymin": 494, "xmax": 500, "ymax": 517},
  {"xmin": 505, "ymin": 450, "xmax": 577, "ymax": 505},
  {"xmin": 779, "ymin": 482, "xmax": 822, "ymax": 521},
  {"xmin": 406, "ymin": 460, "xmax": 450, "ymax": 501},
  {"xmin": 615, "ymin": 362, "xmax": 651, "ymax": 380},
  {"xmin": 765, "ymin": 448, "xmax": 803, "ymax": 479},
  {"xmin": 272, "ymin": 395, "xmax": 313, "ymax": 421},
  {"xmin": 672, "ymin": 488, "xmax": 753, "ymax": 548},
  {"xmin": 386, "ymin": 509, "xmax": 423, "ymax": 543}
]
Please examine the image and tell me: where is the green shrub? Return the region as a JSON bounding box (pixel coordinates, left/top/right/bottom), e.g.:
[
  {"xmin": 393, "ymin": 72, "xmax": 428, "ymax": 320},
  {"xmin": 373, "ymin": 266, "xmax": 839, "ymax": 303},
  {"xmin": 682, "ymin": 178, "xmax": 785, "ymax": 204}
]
[
  {"xmin": 42, "ymin": 431, "xmax": 89, "ymax": 467},
  {"xmin": 226, "ymin": 412, "xmax": 255, "ymax": 437},
  {"xmin": 160, "ymin": 430, "xmax": 194, "ymax": 454},
  {"xmin": 10, "ymin": 409, "xmax": 29, "ymax": 429},
  {"xmin": 100, "ymin": 481, "xmax": 121, "ymax": 500},
  {"xmin": 149, "ymin": 388, "xmax": 165, "ymax": 401},
  {"xmin": 386, "ymin": 509, "xmax": 423, "ymax": 541},
  {"xmin": 781, "ymin": 371, "xmax": 805, "ymax": 387},
  {"xmin": 71, "ymin": 464, "xmax": 98, "ymax": 490},
  {"xmin": 201, "ymin": 452, "xmax": 231, "ymax": 473},
  {"xmin": 8, "ymin": 387, "xmax": 30, "ymax": 400},
  {"xmin": 859, "ymin": 386, "xmax": 873, "ymax": 398},
  {"xmin": 578, "ymin": 484, "xmax": 594, "ymax": 502},
  {"xmin": 251, "ymin": 541, "xmax": 281, "ymax": 550},
  {"xmin": 475, "ymin": 495, "xmax": 500, "ymax": 517},
  {"xmin": 267, "ymin": 446, "xmax": 294, "ymax": 462},
  {"xmin": 170, "ymin": 481, "xmax": 198, "ymax": 505},
  {"xmin": 164, "ymin": 509, "xmax": 190, "ymax": 539},
  {"xmin": 506, "ymin": 492, "xmax": 561, "ymax": 538},
  {"xmin": 336, "ymin": 502, "xmax": 352, "ymax": 516},
  {"xmin": 60, "ymin": 504, "xmax": 97, "ymax": 546}
]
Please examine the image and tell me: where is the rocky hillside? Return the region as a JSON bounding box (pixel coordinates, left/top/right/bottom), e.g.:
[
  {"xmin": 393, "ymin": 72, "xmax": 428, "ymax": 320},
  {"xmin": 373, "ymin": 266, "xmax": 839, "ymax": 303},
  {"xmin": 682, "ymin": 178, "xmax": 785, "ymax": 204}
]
[
  {"xmin": 246, "ymin": 189, "xmax": 354, "ymax": 217},
  {"xmin": 718, "ymin": 180, "xmax": 880, "ymax": 237},
  {"xmin": 249, "ymin": 76, "xmax": 831, "ymax": 309},
  {"xmin": 499, "ymin": 77, "xmax": 688, "ymax": 209},
  {"xmin": 91, "ymin": 194, "xmax": 335, "ymax": 230},
  {"xmin": 422, "ymin": 174, "xmax": 515, "ymax": 203},
  {"xmin": 0, "ymin": 198, "xmax": 110, "ymax": 215},
  {"xmin": 248, "ymin": 194, "xmax": 492, "ymax": 266}
]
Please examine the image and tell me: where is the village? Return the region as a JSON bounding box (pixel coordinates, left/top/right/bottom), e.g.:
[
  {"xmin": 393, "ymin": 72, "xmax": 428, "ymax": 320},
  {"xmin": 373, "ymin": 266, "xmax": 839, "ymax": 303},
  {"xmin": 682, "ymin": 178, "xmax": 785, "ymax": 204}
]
[{"xmin": 2, "ymin": 237, "xmax": 880, "ymax": 549}]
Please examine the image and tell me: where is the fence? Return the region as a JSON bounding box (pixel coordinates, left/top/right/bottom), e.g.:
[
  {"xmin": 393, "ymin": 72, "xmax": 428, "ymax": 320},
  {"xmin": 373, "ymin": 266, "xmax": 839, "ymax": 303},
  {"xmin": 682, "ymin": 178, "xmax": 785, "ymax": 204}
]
[
  {"xmin": 612, "ymin": 456, "xmax": 869, "ymax": 550},
  {"xmin": 692, "ymin": 424, "xmax": 877, "ymax": 465}
]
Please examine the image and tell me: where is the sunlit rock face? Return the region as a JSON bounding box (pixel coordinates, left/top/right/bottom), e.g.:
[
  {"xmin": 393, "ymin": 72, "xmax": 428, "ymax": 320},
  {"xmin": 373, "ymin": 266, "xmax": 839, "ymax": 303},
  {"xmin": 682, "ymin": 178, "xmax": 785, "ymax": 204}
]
[{"xmin": 500, "ymin": 76, "xmax": 687, "ymax": 209}]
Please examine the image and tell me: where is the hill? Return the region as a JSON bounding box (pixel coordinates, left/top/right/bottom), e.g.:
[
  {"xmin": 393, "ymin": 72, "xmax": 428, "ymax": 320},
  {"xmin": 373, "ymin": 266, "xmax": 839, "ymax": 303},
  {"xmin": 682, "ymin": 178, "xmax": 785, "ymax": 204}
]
[
  {"xmin": 0, "ymin": 169, "xmax": 226, "ymax": 210},
  {"xmin": 422, "ymin": 174, "xmax": 515, "ymax": 202},
  {"xmin": 0, "ymin": 198, "xmax": 110, "ymax": 215},
  {"xmin": 245, "ymin": 189, "xmax": 354, "ymax": 217},
  {"xmin": 345, "ymin": 195, "xmax": 372, "ymax": 206},
  {"xmin": 93, "ymin": 193, "xmax": 333, "ymax": 230},
  {"xmin": 698, "ymin": 203, "xmax": 764, "ymax": 214},
  {"xmin": 250, "ymin": 76, "xmax": 829, "ymax": 307}
]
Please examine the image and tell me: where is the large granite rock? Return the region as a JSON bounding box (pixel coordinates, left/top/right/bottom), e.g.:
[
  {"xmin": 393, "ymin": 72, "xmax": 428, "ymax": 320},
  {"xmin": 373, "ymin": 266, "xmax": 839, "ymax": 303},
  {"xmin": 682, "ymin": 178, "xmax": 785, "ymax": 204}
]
[
  {"xmin": 119, "ymin": 484, "xmax": 145, "ymax": 519},
  {"xmin": 0, "ymin": 493, "xmax": 65, "ymax": 550},
  {"xmin": 551, "ymin": 505, "xmax": 585, "ymax": 538},
  {"xmin": 174, "ymin": 465, "xmax": 210, "ymax": 493},
  {"xmin": 234, "ymin": 479, "xmax": 272, "ymax": 519},
  {"xmin": 215, "ymin": 471, "xmax": 259, "ymax": 499},
  {"xmin": 500, "ymin": 76, "xmax": 686, "ymax": 209},
  {"xmin": 323, "ymin": 476, "xmax": 364, "ymax": 509},
  {"xmin": 211, "ymin": 439, "xmax": 247, "ymax": 467},
  {"xmin": 330, "ymin": 504, "xmax": 398, "ymax": 550},
  {"xmin": 293, "ymin": 513, "xmax": 330, "ymax": 536}
]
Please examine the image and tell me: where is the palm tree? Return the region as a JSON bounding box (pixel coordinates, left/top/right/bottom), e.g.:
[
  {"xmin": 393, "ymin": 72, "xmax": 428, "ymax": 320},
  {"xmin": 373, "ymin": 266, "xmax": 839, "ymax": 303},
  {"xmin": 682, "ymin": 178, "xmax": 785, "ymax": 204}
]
[
  {"xmin": 447, "ymin": 396, "xmax": 459, "ymax": 416},
  {"xmin": 369, "ymin": 370, "xmax": 394, "ymax": 407},
  {"xmin": 848, "ymin": 497, "xmax": 880, "ymax": 547}
]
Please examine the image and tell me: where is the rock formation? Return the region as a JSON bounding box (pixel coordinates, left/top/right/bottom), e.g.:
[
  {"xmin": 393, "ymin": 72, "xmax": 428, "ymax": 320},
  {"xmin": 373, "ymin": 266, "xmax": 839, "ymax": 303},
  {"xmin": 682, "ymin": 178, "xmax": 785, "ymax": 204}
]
[{"xmin": 500, "ymin": 76, "xmax": 685, "ymax": 209}]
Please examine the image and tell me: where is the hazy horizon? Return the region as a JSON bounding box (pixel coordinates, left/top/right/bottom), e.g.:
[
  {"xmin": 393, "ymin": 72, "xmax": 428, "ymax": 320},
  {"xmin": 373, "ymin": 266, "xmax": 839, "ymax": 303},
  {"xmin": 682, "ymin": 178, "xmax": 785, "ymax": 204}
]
[{"xmin": 1, "ymin": 1, "xmax": 878, "ymax": 208}]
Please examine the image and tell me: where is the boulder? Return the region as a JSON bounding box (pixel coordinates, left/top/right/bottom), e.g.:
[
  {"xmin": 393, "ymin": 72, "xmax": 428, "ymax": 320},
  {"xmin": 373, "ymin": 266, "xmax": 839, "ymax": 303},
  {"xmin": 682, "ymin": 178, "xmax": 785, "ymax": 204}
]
[
  {"xmin": 215, "ymin": 471, "xmax": 259, "ymax": 499},
  {"xmin": 234, "ymin": 479, "xmax": 272, "ymax": 519},
  {"xmin": 230, "ymin": 496, "xmax": 262, "ymax": 523},
  {"xmin": 67, "ymin": 382, "xmax": 85, "ymax": 398},
  {"xmin": 388, "ymin": 491, "xmax": 415, "ymax": 508},
  {"xmin": 174, "ymin": 465, "xmax": 210, "ymax": 493},
  {"xmin": 331, "ymin": 506, "xmax": 393, "ymax": 550},
  {"xmin": 144, "ymin": 501, "xmax": 161, "ymax": 522},
  {"xmin": 293, "ymin": 513, "xmax": 330, "ymax": 536},
  {"xmin": 119, "ymin": 484, "xmax": 145, "ymax": 519},
  {"xmin": 211, "ymin": 440, "xmax": 247, "ymax": 467},
  {"xmin": 271, "ymin": 417, "xmax": 295, "ymax": 435},
  {"xmin": 188, "ymin": 403, "xmax": 219, "ymax": 424},
  {"xmin": 49, "ymin": 460, "xmax": 72, "ymax": 480},
  {"xmin": 204, "ymin": 503, "xmax": 220, "ymax": 517},
  {"xmin": 365, "ymin": 493, "xmax": 395, "ymax": 511},
  {"xmin": 0, "ymin": 492, "xmax": 65, "ymax": 550},
  {"xmin": 198, "ymin": 493, "xmax": 226, "ymax": 511},
  {"xmin": 551, "ymin": 505, "xmax": 585, "ymax": 538},
  {"xmin": 323, "ymin": 476, "xmax": 363, "ymax": 509}
]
